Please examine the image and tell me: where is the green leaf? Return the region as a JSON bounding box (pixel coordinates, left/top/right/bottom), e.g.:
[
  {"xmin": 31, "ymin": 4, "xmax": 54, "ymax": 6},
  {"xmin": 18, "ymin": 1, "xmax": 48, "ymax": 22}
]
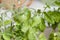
[
  {"xmin": 52, "ymin": 22, "xmax": 58, "ymax": 30},
  {"xmin": 39, "ymin": 33, "xmax": 47, "ymax": 40},
  {"xmin": 57, "ymin": 32, "xmax": 60, "ymax": 40},
  {"xmin": 3, "ymin": 33, "xmax": 10, "ymax": 40},
  {"xmin": 14, "ymin": 24, "xmax": 22, "ymax": 31},
  {"xmin": 24, "ymin": 8, "xmax": 31, "ymax": 20},
  {"xmin": 0, "ymin": 32, "xmax": 2, "ymax": 40},
  {"xmin": 55, "ymin": 1, "xmax": 60, "ymax": 6},
  {"xmin": 44, "ymin": 12, "xmax": 54, "ymax": 24},
  {"xmin": 4, "ymin": 20, "xmax": 11, "ymax": 25},
  {"xmin": 28, "ymin": 33, "xmax": 36, "ymax": 40},
  {"xmin": 54, "ymin": 33, "xmax": 58, "ymax": 40},
  {"xmin": 13, "ymin": 14, "xmax": 28, "ymax": 23},
  {"xmin": 38, "ymin": 17, "xmax": 46, "ymax": 32},
  {"xmin": 21, "ymin": 21, "xmax": 30, "ymax": 33},
  {"xmin": 28, "ymin": 28, "xmax": 36, "ymax": 40},
  {"xmin": 47, "ymin": 11, "xmax": 60, "ymax": 22},
  {"xmin": 32, "ymin": 16, "xmax": 40, "ymax": 27},
  {"xmin": 13, "ymin": 15, "xmax": 22, "ymax": 23},
  {"xmin": 52, "ymin": 11, "xmax": 60, "ymax": 22},
  {"xmin": 49, "ymin": 32, "xmax": 54, "ymax": 40},
  {"xmin": 37, "ymin": 9, "xmax": 41, "ymax": 14},
  {"xmin": 46, "ymin": 3, "xmax": 50, "ymax": 8},
  {"xmin": 23, "ymin": 37, "xmax": 28, "ymax": 40},
  {"xmin": 15, "ymin": 37, "xmax": 22, "ymax": 40},
  {"xmin": 58, "ymin": 23, "xmax": 60, "ymax": 31}
]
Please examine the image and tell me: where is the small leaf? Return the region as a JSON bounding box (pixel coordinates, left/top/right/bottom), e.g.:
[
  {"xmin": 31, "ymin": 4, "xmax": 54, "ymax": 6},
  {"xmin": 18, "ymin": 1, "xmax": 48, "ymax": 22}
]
[
  {"xmin": 32, "ymin": 16, "xmax": 40, "ymax": 27},
  {"xmin": 57, "ymin": 32, "xmax": 60, "ymax": 40},
  {"xmin": 21, "ymin": 21, "xmax": 30, "ymax": 33},
  {"xmin": 28, "ymin": 28, "xmax": 36, "ymax": 40},
  {"xmin": 54, "ymin": 33, "xmax": 58, "ymax": 40},
  {"xmin": 4, "ymin": 20, "xmax": 11, "ymax": 25},
  {"xmin": 39, "ymin": 33, "xmax": 47, "ymax": 40},
  {"xmin": 52, "ymin": 22, "xmax": 58, "ymax": 30},
  {"xmin": 3, "ymin": 33, "xmax": 10, "ymax": 40},
  {"xmin": 37, "ymin": 9, "xmax": 41, "ymax": 14},
  {"xmin": 44, "ymin": 12, "xmax": 54, "ymax": 24},
  {"xmin": 58, "ymin": 23, "xmax": 60, "ymax": 31},
  {"xmin": 46, "ymin": 3, "xmax": 50, "ymax": 8},
  {"xmin": 15, "ymin": 37, "xmax": 22, "ymax": 40},
  {"xmin": 49, "ymin": 32, "xmax": 54, "ymax": 40},
  {"xmin": 38, "ymin": 17, "xmax": 46, "ymax": 32},
  {"xmin": 24, "ymin": 8, "xmax": 31, "ymax": 20},
  {"xmin": 55, "ymin": 1, "xmax": 60, "ymax": 6}
]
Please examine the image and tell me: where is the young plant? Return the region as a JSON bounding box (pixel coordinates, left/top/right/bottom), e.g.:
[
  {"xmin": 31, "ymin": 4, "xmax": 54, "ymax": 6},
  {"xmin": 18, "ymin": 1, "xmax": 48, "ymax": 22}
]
[{"xmin": 0, "ymin": 0, "xmax": 60, "ymax": 40}]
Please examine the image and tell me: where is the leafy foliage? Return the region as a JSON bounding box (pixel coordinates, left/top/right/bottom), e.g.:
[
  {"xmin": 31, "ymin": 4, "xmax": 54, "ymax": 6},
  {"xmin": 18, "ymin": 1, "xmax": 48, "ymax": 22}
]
[
  {"xmin": 54, "ymin": 0, "xmax": 60, "ymax": 6},
  {"xmin": 0, "ymin": 0, "xmax": 60, "ymax": 40}
]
